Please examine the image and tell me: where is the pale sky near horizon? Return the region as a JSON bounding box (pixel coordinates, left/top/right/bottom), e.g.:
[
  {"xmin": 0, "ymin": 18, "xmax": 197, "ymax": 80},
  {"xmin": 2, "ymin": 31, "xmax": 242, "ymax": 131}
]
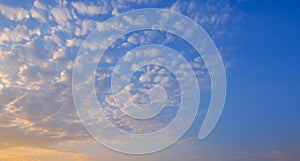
[{"xmin": 0, "ymin": 0, "xmax": 300, "ymax": 161}]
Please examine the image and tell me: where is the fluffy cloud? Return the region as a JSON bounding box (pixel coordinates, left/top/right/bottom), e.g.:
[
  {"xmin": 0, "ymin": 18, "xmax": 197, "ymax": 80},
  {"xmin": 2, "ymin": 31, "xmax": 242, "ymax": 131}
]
[
  {"xmin": 0, "ymin": 83, "xmax": 87, "ymax": 137},
  {"xmin": 0, "ymin": 2, "xmax": 88, "ymax": 145},
  {"xmin": 50, "ymin": 6, "xmax": 72, "ymax": 27},
  {"xmin": 169, "ymin": 0, "xmax": 237, "ymax": 41},
  {"xmin": 34, "ymin": 0, "xmax": 47, "ymax": 10},
  {"xmin": 53, "ymin": 48, "xmax": 66, "ymax": 60},
  {"xmin": 66, "ymin": 38, "xmax": 82, "ymax": 47},
  {"xmin": 71, "ymin": 1, "xmax": 109, "ymax": 16},
  {"xmin": 77, "ymin": 20, "xmax": 99, "ymax": 36},
  {"xmin": 0, "ymin": 4, "xmax": 30, "ymax": 21},
  {"xmin": 1, "ymin": 25, "xmax": 31, "ymax": 43},
  {"xmin": 30, "ymin": 8, "xmax": 47, "ymax": 23},
  {"xmin": 0, "ymin": 0, "xmax": 239, "ymax": 154}
]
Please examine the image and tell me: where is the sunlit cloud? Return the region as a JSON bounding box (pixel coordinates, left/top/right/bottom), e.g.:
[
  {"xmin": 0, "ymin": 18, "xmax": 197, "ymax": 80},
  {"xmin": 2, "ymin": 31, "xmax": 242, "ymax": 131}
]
[
  {"xmin": 0, "ymin": 0, "xmax": 241, "ymax": 160},
  {"xmin": 0, "ymin": 146, "xmax": 88, "ymax": 161}
]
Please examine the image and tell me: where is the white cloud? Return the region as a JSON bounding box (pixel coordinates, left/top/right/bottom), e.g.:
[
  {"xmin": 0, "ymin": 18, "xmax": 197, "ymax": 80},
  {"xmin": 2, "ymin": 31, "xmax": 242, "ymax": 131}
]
[
  {"xmin": 111, "ymin": 8, "xmax": 119, "ymax": 16},
  {"xmin": 53, "ymin": 48, "xmax": 66, "ymax": 60},
  {"xmin": 127, "ymin": 34, "xmax": 139, "ymax": 45},
  {"xmin": 139, "ymin": 74, "xmax": 151, "ymax": 83},
  {"xmin": 50, "ymin": 6, "xmax": 72, "ymax": 29},
  {"xmin": 0, "ymin": 25, "xmax": 32, "ymax": 43},
  {"xmin": 71, "ymin": 1, "xmax": 109, "ymax": 16},
  {"xmin": 30, "ymin": 8, "xmax": 47, "ymax": 23},
  {"xmin": 0, "ymin": 4, "xmax": 30, "ymax": 21},
  {"xmin": 0, "ymin": 0, "xmax": 238, "ymax": 153},
  {"xmin": 1, "ymin": 84, "xmax": 88, "ymax": 140},
  {"xmin": 81, "ymin": 20, "xmax": 98, "ymax": 35},
  {"xmin": 122, "ymin": 14, "xmax": 148, "ymax": 27},
  {"xmin": 34, "ymin": 0, "xmax": 47, "ymax": 10},
  {"xmin": 169, "ymin": 0, "xmax": 236, "ymax": 41},
  {"xmin": 0, "ymin": 25, "xmax": 41, "ymax": 46},
  {"xmin": 55, "ymin": 70, "xmax": 71, "ymax": 83},
  {"xmin": 66, "ymin": 38, "xmax": 82, "ymax": 47}
]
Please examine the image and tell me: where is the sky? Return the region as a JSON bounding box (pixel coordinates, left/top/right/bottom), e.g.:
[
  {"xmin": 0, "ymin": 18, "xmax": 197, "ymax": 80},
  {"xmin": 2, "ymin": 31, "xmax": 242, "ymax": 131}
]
[{"xmin": 0, "ymin": 0, "xmax": 300, "ymax": 161}]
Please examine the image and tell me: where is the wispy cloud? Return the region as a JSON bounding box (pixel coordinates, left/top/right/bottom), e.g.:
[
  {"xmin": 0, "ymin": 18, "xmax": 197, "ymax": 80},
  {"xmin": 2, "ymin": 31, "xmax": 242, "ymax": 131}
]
[{"xmin": 0, "ymin": 146, "xmax": 88, "ymax": 161}]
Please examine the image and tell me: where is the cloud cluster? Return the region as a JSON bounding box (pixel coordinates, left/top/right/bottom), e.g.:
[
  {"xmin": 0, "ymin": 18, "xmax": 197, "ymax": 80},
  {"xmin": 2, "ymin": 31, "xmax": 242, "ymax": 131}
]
[
  {"xmin": 0, "ymin": 4, "xmax": 30, "ymax": 21},
  {"xmin": 0, "ymin": 0, "xmax": 238, "ymax": 149},
  {"xmin": 71, "ymin": 1, "xmax": 110, "ymax": 16}
]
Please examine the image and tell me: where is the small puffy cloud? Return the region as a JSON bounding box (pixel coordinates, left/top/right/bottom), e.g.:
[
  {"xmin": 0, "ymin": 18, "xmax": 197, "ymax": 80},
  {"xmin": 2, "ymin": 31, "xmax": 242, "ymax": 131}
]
[
  {"xmin": 30, "ymin": 8, "xmax": 47, "ymax": 23},
  {"xmin": 122, "ymin": 14, "xmax": 148, "ymax": 27},
  {"xmin": 18, "ymin": 65, "xmax": 44, "ymax": 86},
  {"xmin": 111, "ymin": 8, "xmax": 119, "ymax": 15},
  {"xmin": 71, "ymin": 1, "xmax": 109, "ymax": 16},
  {"xmin": 0, "ymin": 25, "xmax": 41, "ymax": 44},
  {"xmin": 50, "ymin": 6, "xmax": 72, "ymax": 27},
  {"xmin": 66, "ymin": 38, "xmax": 82, "ymax": 47},
  {"xmin": 139, "ymin": 74, "xmax": 151, "ymax": 83},
  {"xmin": 0, "ymin": 4, "xmax": 30, "ymax": 21},
  {"xmin": 53, "ymin": 48, "xmax": 66, "ymax": 60},
  {"xmin": 0, "ymin": 25, "xmax": 30, "ymax": 43},
  {"xmin": 34, "ymin": 0, "xmax": 47, "ymax": 10},
  {"xmin": 76, "ymin": 19, "xmax": 99, "ymax": 36},
  {"xmin": 55, "ymin": 70, "xmax": 71, "ymax": 83}
]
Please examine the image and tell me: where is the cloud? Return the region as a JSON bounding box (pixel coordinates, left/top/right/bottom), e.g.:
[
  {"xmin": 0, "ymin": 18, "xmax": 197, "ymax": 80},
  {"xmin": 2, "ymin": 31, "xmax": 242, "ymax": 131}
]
[
  {"xmin": 0, "ymin": 25, "xmax": 31, "ymax": 43},
  {"xmin": 71, "ymin": 1, "xmax": 109, "ymax": 16},
  {"xmin": 0, "ymin": 29, "xmax": 88, "ymax": 143},
  {"xmin": 0, "ymin": 87, "xmax": 87, "ymax": 139},
  {"xmin": 50, "ymin": 5, "xmax": 75, "ymax": 32},
  {"xmin": 66, "ymin": 38, "xmax": 82, "ymax": 47},
  {"xmin": 266, "ymin": 150, "xmax": 283, "ymax": 158},
  {"xmin": 0, "ymin": 146, "xmax": 88, "ymax": 161},
  {"xmin": 169, "ymin": 0, "xmax": 238, "ymax": 41},
  {"xmin": 0, "ymin": 1, "xmax": 240, "ymax": 158},
  {"xmin": 0, "ymin": 4, "xmax": 30, "ymax": 21},
  {"xmin": 265, "ymin": 150, "xmax": 300, "ymax": 161},
  {"xmin": 50, "ymin": 6, "xmax": 71, "ymax": 24},
  {"xmin": 218, "ymin": 148, "xmax": 300, "ymax": 161},
  {"xmin": 77, "ymin": 20, "xmax": 99, "ymax": 36},
  {"xmin": 34, "ymin": 0, "xmax": 47, "ymax": 10},
  {"xmin": 55, "ymin": 70, "xmax": 72, "ymax": 83},
  {"xmin": 175, "ymin": 137, "xmax": 194, "ymax": 144},
  {"xmin": 112, "ymin": 8, "xmax": 119, "ymax": 15},
  {"xmin": 30, "ymin": 8, "xmax": 47, "ymax": 23},
  {"xmin": 53, "ymin": 48, "xmax": 66, "ymax": 60},
  {"xmin": 96, "ymin": 62, "xmax": 180, "ymax": 134},
  {"xmin": 54, "ymin": 140, "xmax": 158, "ymax": 161}
]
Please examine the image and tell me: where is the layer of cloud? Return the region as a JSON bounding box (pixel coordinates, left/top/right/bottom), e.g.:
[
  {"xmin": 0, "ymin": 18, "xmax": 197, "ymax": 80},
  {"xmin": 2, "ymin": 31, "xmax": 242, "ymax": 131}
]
[
  {"xmin": 0, "ymin": 4, "xmax": 30, "ymax": 21},
  {"xmin": 0, "ymin": 146, "xmax": 88, "ymax": 161},
  {"xmin": 0, "ymin": 0, "xmax": 239, "ymax": 156}
]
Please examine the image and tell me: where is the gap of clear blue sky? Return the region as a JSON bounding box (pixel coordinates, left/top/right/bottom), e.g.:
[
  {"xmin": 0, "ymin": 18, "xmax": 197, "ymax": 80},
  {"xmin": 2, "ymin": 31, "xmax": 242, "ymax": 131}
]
[{"xmin": 213, "ymin": 0, "xmax": 300, "ymax": 151}]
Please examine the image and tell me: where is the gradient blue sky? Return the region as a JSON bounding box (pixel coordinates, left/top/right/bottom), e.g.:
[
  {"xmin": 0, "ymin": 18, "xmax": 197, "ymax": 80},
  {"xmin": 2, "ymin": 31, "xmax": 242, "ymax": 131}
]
[{"xmin": 0, "ymin": 0, "xmax": 299, "ymax": 161}]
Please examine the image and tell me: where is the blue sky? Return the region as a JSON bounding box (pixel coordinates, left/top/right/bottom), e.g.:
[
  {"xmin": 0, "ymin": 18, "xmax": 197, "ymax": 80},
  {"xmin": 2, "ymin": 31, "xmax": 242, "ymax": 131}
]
[
  {"xmin": 0, "ymin": 0, "xmax": 299, "ymax": 160},
  {"xmin": 215, "ymin": 1, "xmax": 300, "ymax": 160}
]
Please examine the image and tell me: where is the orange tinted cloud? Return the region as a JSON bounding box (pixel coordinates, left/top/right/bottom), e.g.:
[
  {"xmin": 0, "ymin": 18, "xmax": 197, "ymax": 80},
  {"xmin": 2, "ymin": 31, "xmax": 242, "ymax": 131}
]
[{"xmin": 0, "ymin": 146, "xmax": 88, "ymax": 161}]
